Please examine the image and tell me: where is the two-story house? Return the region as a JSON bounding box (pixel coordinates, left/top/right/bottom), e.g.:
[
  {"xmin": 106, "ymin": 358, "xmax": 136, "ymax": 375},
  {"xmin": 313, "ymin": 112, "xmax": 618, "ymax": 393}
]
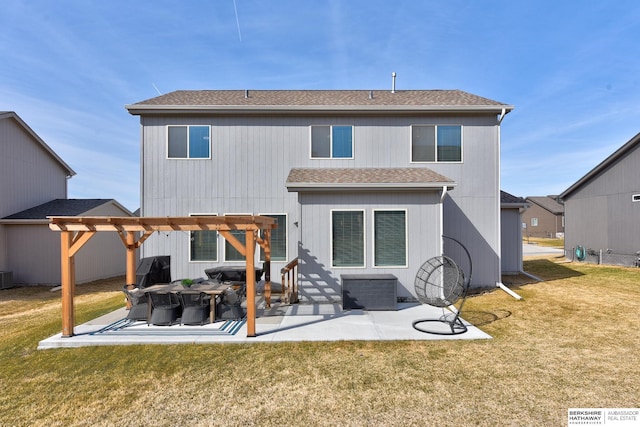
[
  {"xmin": 126, "ymin": 90, "xmax": 513, "ymax": 301},
  {"xmin": 521, "ymin": 196, "xmax": 564, "ymax": 239},
  {"xmin": 0, "ymin": 111, "xmax": 133, "ymax": 286}
]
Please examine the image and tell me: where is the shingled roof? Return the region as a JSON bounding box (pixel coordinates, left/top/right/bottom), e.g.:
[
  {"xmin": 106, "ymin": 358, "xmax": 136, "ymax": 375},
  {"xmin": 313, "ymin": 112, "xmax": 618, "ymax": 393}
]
[
  {"xmin": 501, "ymin": 190, "xmax": 527, "ymax": 207},
  {"xmin": 127, "ymin": 90, "xmax": 513, "ymax": 115},
  {"xmin": 526, "ymin": 196, "xmax": 564, "ymax": 214},
  {"xmin": 2, "ymin": 199, "xmax": 116, "ymax": 220},
  {"xmin": 286, "ymin": 167, "xmax": 455, "ymax": 191}
]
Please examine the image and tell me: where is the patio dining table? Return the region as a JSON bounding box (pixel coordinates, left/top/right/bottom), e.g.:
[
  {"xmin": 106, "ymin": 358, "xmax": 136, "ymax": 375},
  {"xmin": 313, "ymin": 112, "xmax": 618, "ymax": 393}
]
[{"xmin": 143, "ymin": 282, "xmax": 232, "ymax": 324}]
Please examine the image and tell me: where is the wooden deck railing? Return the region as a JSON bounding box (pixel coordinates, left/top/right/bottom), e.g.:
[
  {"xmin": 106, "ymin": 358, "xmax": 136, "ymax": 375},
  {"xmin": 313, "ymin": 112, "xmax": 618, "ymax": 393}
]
[{"xmin": 280, "ymin": 258, "xmax": 299, "ymax": 305}]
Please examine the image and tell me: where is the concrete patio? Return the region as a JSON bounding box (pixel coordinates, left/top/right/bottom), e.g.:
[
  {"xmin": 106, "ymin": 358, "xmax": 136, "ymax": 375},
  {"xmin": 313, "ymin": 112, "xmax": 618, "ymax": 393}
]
[{"xmin": 37, "ymin": 301, "xmax": 491, "ymax": 349}]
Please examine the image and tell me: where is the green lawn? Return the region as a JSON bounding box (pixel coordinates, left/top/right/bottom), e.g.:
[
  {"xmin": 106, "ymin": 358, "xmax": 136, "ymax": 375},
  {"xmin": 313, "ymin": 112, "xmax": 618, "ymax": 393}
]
[{"xmin": 1, "ymin": 258, "xmax": 638, "ymax": 426}]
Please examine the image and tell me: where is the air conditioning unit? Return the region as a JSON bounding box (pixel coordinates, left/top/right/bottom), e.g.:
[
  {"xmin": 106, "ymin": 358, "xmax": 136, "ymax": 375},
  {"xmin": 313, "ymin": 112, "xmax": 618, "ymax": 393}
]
[{"xmin": 0, "ymin": 271, "xmax": 13, "ymax": 290}]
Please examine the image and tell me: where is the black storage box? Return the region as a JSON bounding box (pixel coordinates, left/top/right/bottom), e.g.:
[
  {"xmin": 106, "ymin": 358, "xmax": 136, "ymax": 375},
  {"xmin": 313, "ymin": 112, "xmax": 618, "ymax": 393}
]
[{"xmin": 341, "ymin": 274, "xmax": 398, "ymax": 311}]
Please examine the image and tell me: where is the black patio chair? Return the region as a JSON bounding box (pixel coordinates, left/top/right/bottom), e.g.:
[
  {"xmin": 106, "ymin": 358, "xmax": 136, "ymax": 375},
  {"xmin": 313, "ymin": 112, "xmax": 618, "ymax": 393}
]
[
  {"xmin": 179, "ymin": 292, "xmax": 211, "ymax": 326},
  {"xmin": 147, "ymin": 291, "xmax": 181, "ymax": 326},
  {"xmin": 122, "ymin": 285, "xmax": 150, "ymax": 321},
  {"xmin": 216, "ymin": 284, "xmax": 247, "ymax": 320}
]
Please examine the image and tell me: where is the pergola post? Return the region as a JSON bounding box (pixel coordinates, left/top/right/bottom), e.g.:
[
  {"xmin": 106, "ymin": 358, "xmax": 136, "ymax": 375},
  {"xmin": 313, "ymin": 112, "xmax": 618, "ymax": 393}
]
[
  {"xmin": 263, "ymin": 229, "xmax": 272, "ymax": 308},
  {"xmin": 60, "ymin": 231, "xmax": 75, "ymax": 337},
  {"xmin": 245, "ymin": 229, "xmax": 257, "ymax": 337},
  {"xmin": 125, "ymin": 231, "xmax": 137, "ymax": 290}
]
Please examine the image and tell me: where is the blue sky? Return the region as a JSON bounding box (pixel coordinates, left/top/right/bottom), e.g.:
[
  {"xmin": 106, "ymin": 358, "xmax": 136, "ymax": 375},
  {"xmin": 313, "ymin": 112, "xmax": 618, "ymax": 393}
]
[{"xmin": 2, "ymin": 1, "xmax": 640, "ymax": 211}]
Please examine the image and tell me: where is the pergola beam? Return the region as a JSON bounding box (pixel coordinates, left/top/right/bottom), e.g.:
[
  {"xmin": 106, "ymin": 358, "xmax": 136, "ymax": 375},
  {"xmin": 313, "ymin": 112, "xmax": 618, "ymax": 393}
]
[
  {"xmin": 49, "ymin": 216, "xmax": 275, "ymax": 232},
  {"xmin": 50, "ymin": 216, "xmax": 276, "ymax": 338}
]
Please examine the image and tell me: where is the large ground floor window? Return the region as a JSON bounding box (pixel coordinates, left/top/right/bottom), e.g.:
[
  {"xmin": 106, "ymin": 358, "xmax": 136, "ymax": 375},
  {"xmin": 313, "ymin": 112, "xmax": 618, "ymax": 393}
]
[
  {"xmin": 331, "ymin": 210, "xmax": 365, "ymax": 267},
  {"xmin": 190, "ymin": 214, "xmax": 218, "ymax": 261},
  {"xmin": 330, "ymin": 209, "xmax": 408, "ymax": 268},
  {"xmin": 260, "ymin": 214, "xmax": 287, "ymax": 262},
  {"xmin": 373, "ymin": 210, "xmax": 407, "ymax": 267}
]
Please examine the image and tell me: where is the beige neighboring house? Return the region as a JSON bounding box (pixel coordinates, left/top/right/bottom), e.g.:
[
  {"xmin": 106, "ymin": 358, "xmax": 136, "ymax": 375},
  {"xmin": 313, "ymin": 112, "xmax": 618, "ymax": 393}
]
[
  {"xmin": 0, "ymin": 111, "xmax": 133, "ymax": 286},
  {"xmin": 521, "ymin": 196, "xmax": 564, "ymax": 238}
]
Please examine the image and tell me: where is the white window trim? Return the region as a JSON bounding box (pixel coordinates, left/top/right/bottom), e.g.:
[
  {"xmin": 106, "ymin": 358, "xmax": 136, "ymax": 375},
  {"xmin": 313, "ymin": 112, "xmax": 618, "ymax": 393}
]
[
  {"xmin": 330, "ymin": 209, "xmax": 366, "ymax": 269},
  {"xmin": 166, "ymin": 125, "xmax": 212, "ymax": 160},
  {"xmin": 188, "ymin": 213, "xmax": 218, "ymax": 262},
  {"xmin": 409, "ymin": 124, "xmax": 464, "ymax": 164},
  {"xmin": 223, "ymin": 213, "xmax": 252, "ymax": 262},
  {"xmin": 531, "ymin": 217, "xmax": 538, "ymax": 227},
  {"xmin": 309, "ymin": 125, "xmax": 355, "ymax": 160},
  {"xmin": 258, "ymin": 213, "xmax": 288, "ymax": 262},
  {"xmin": 372, "ymin": 209, "xmax": 408, "ymax": 268}
]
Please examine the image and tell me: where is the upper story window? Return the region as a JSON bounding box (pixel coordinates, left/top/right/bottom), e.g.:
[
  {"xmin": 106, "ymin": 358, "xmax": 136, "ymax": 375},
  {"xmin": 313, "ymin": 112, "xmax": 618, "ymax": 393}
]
[
  {"xmin": 167, "ymin": 125, "xmax": 210, "ymax": 159},
  {"xmin": 411, "ymin": 125, "xmax": 462, "ymax": 162},
  {"xmin": 311, "ymin": 125, "xmax": 353, "ymax": 159}
]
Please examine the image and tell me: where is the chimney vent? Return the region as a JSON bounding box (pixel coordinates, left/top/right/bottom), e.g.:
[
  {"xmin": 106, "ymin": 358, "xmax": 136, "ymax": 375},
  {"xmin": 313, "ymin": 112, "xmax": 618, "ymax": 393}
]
[
  {"xmin": 369, "ymin": 90, "xmax": 373, "ymax": 100},
  {"xmin": 391, "ymin": 72, "xmax": 396, "ymax": 93},
  {"xmin": 244, "ymin": 89, "xmax": 249, "ymax": 98}
]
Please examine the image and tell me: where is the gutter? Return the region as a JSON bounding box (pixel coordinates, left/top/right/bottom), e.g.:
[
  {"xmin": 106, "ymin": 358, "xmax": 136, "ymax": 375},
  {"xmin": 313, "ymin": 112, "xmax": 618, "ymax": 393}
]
[
  {"xmin": 285, "ymin": 182, "xmax": 456, "ymax": 192},
  {"xmin": 126, "ymin": 104, "xmax": 515, "ymax": 116}
]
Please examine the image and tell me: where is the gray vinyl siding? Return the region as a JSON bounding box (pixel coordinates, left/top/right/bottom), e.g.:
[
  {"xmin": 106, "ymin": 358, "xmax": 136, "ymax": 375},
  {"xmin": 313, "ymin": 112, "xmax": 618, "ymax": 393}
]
[
  {"xmin": 0, "ymin": 116, "xmax": 69, "ymax": 272},
  {"xmin": 298, "ymin": 191, "xmax": 441, "ymax": 302},
  {"xmin": 564, "ymin": 143, "xmax": 640, "ymax": 256},
  {"xmin": 501, "ymin": 208, "xmax": 523, "ymax": 274},
  {"xmin": 139, "ymin": 114, "xmax": 502, "ymax": 291},
  {"xmin": 0, "ymin": 117, "xmax": 68, "ymax": 218},
  {"xmin": 4, "ymin": 202, "xmax": 129, "ymax": 284},
  {"xmin": 5, "ymin": 224, "xmax": 126, "ymax": 284}
]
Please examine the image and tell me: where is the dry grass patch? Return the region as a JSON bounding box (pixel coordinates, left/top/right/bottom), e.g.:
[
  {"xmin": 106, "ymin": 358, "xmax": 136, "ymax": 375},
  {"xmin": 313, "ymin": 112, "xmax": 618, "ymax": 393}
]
[{"xmin": 0, "ymin": 262, "xmax": 638, "ymax": 426}]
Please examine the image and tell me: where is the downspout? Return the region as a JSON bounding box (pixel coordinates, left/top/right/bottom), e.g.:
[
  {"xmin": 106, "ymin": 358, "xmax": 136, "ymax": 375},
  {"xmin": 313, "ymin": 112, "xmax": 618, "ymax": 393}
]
[
  {"xmin": 440, "ymin": 186, "xmax": 448, "ymax": 255},
  {"xmin": 497, "ymin": 108, "xmax": 507, "ymax": 125},
  {"xmin": 495, "ymin": 107, "xmax": 523, "ymax": 300},
  {"xmin": 139, "ymin": 121, "xmax": 145, "ymax": 217}
]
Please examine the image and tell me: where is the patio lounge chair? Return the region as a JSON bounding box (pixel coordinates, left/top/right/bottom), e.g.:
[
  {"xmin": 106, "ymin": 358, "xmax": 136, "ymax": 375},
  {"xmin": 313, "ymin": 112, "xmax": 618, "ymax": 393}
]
[
  {"xmin": 179, "ymin": 291, "xmax": 211, "ymax": 325},
  {"xmin": 148, "ymin": 291, "xmax": 181, "ymax": 326},
  {"xmin": 122, "ymin": 285, "xmax": 150, "ymax": 321},
  {"xmin": 216, "ymin": 284, "xmax": 247, "ymax": 320}
]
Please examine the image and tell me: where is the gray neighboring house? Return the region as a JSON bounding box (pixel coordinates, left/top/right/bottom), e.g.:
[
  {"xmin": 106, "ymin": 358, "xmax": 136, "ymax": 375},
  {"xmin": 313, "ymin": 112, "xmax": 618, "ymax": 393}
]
[
  {"xmin": 559, "ymin": 132, "xmax": 640, "ymax": 267},
  {"xmin": 126, "ymin": 89, "xmax": 514, "ymax": 301},
  {"xmin": 1, "ymin": 199, "xmax": 134, "ymax": 285},
  {"xmin": 521, "ymin": 196, "xmax": 564, "ymax": 238},
  {"xmin": 500, "ymin": 191, "xmax": 528, "ymax": 275},
  {"xmin": 0, "ymin": 111, "xmax": 133, "ymax": 286}
]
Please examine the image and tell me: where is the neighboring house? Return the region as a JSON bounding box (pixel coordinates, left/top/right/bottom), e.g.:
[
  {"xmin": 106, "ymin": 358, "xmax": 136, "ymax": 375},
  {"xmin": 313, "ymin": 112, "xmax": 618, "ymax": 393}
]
[
  {"xmin": 126, "ymin": 89, "xmax": 514, "ymax": 301},
  {"xmin": 500, "ymin": 191, "xmax": 528, "ymax": 275},
  {"xmin": 0, "ymin": 111, "xmax": 133, "ymax": 286},
  {"xmin": 559, "ymin": 132, "xmax": 640, "ymax": 267},
  {"xmin": 1, "ymin": 199, "xmax": 134, "ymax": 284},
  {"xmin": 521, "ymin": 196, "xmax": 564, "ymax": 238}
]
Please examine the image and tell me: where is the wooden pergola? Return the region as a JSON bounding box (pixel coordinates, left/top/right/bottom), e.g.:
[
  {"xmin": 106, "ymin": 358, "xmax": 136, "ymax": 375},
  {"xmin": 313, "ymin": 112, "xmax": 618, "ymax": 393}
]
[{"xmin": 48, "ymin": 215, "xmax": 277, "ymax": 338}]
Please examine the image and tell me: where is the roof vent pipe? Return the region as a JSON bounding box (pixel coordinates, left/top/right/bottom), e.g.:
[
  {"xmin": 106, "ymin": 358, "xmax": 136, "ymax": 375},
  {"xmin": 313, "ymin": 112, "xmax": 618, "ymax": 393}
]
[
  {"xmin": 369, "ymin": 90, "xmax": 373, "ymax": 99},
  {"xmin": 244, "ymin": 89, "xmax": 249, "ymax": 98},
  {"xmin": 391, "ymin": 72, "xmax": 396, "ymax": 93}
]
